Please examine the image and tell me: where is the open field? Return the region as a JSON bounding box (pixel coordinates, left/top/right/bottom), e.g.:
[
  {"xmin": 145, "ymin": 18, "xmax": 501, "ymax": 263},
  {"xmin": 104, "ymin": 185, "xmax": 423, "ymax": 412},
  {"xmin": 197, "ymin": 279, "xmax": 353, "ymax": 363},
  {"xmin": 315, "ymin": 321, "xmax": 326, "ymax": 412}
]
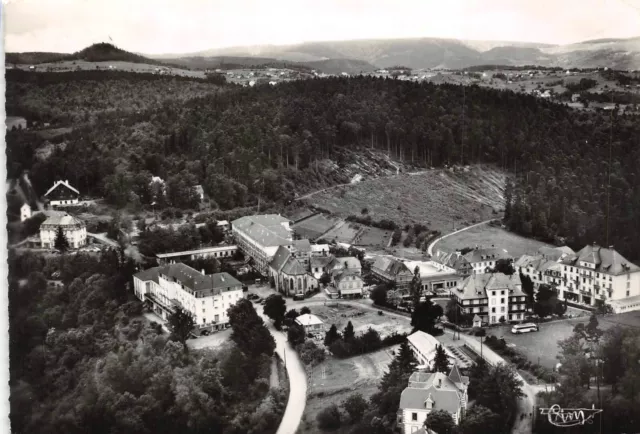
[
  {"xmin": 354, "ymin": 225, "xmax": 391, "ymax": 248},
  {"xmin": 306, "ymin": 165, "xmax": 506, "ymax": 235},
  {"xmin": 15, "ymin": 60, "xmax": 206, "ymax": 78},
  {"xmin": 309, "ymin": 303, "xmax": 412, "ymax": 338},
  {"xmin": 298, "ymin": 345, "xmax": 398, "ymax": 434},
  {"xmin": 322, "ymin": 221, "xmax": 360, "ymax": 244},
  {"xmin": 435, "ymin": 222, "xmax": 553, "ymax": 258},
  {"xmin": 292, "ymin": 213, "xmax": 340, "ymax": 240},
  {"xmin": 285, "ymin": 208, "xmax": 317, "ymax": 223}
]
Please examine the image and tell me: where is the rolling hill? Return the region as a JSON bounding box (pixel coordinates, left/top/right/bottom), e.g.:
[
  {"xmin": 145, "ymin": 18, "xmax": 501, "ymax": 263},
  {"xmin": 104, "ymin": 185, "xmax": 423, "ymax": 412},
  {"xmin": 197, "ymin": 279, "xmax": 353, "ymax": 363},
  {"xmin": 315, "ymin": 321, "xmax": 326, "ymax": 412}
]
[{"xmin": 157, "ymin": 36, "xmax": 640, "ymax": 70}]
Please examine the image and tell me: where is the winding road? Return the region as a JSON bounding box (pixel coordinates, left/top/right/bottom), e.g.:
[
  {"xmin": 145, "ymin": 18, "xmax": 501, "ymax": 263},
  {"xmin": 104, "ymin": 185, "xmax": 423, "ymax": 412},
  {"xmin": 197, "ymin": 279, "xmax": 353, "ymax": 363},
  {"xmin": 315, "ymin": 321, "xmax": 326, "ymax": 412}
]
[
  {"xmin": 426, "ymin": 219, "xmax": 499, "ymax": 256},
  {"xmin": 258, "ymin": 311, "xmax": 308, "ymax": 434}
]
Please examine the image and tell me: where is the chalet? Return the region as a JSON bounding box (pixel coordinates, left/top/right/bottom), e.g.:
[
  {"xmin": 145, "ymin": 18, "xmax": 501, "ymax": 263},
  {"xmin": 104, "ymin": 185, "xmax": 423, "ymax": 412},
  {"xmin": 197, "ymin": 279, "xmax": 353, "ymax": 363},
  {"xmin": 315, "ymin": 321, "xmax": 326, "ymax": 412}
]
[{"xmin": 44, "ymin": 180, "xmax": 80, "ymax": 207}]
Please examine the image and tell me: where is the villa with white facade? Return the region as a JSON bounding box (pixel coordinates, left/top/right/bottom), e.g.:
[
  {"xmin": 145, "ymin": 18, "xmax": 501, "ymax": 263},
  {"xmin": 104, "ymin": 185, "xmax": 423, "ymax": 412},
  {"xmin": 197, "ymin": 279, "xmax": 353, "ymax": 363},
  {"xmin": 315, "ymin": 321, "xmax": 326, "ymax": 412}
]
[
  {"xmin": 39, "ymin": 213, "xmax": 87, "ymax": 249},
  {"xmin": 451, "ymin": 272, "xmax": 527, "ymax": 324},
  {"xmin": 399, "ymin": 366, "xmax": 469, "ymax": 434},
  {"xmin": 133, "ymin": 263, "xmax": 243, "ymax": 335}
]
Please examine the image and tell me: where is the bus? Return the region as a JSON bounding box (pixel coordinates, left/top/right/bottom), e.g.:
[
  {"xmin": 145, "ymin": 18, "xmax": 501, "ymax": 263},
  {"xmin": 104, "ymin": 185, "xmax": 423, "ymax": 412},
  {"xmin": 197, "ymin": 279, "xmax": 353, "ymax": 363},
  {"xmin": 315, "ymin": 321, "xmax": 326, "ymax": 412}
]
[{"xmin": 511, "ymin": 323, "xmax": 539, "ymax": 334}]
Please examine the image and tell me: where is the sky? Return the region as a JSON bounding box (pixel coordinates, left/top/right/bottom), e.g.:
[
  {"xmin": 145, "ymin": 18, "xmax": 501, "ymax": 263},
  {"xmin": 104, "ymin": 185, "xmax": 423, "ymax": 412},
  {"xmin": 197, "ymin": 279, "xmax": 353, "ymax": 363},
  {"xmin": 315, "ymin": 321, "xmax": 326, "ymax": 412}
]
[{"xmin": 3, "ymin": 0, "xmax": 640, "ymax": 54}]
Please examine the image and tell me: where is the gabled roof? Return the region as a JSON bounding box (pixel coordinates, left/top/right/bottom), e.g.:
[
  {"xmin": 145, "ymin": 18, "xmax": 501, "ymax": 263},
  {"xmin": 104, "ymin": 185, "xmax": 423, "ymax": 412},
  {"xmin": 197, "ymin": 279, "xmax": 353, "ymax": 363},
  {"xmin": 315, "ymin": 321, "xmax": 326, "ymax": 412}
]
[
  {"xmin": 560, "ymin": 244, "xmax": 640, "ymax": 276},
  {"xmin": 333, "ymin": 269, "xmax": 363, "ymax": 283},
  {"xmin": 281, "ymin": 256, "xmax": 307, "ymax": 275},
  {"xmin": 538, "ymin": 246, "xmax": 575, "ymax": 262},
  {"xmin": 269, "ymin": 245, "xmax": 292, "ymax": 273},
  {"xmin": 400, "ymin": 371, "xmax": 464, "ymax": 414},
  {"xmin": 44, "ymin": 180, "xmax": 79, "ymax": 197},
  {"xmin": 514, "ymin": 254, "xmax": 542, "ymax": 269},
  {"xmin": 455, "ymin": 273, "xmax": 524, "ymax": 300},
  {"xmin": 463, "ymin": 247, "xmax": 511, "ymax": 263},
  {"xmin": 41, "ymin": 213, "xmax": 85, "ymax": 227},
  {"xmin": 448, "ymin": 364, "xmax": 469, "ymax": 386},
  {"xmin": 292, "ymin": 239, "xmax": 311, "ymax": 252},
  {"xmin": 373, "ymin": 256, "xmax": 411, "ymax": 276},
  {"xmin": 143, "ymin": 263, "xmax": 242, "ymax": 297},
  {"xmin": 310, "ymin": 256, "xmax": 333, "ymax": 269},
  {"xmin": 434, "ymin": 250, "xmax": 471, "ymax": 270},
  {"xmin": 329, "ymin": 256, "xmax": 362, "ymax": 271}
]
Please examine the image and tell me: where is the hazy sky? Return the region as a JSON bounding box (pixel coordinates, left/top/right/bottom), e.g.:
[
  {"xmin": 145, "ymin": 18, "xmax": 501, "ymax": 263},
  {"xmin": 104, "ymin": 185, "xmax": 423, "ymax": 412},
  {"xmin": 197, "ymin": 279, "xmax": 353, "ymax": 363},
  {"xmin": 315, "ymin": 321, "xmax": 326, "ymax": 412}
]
[{"xmin": 4, "ymin": 0, "xmax": 640, "ymax": 54}]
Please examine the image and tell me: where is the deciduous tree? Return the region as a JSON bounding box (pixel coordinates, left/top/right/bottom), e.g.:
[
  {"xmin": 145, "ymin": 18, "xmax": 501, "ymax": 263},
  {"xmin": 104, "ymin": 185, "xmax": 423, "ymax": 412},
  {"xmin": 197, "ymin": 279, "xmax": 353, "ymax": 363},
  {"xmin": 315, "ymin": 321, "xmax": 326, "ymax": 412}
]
[{"xmin": 167, "ymin": 307, "xmax": 195, "ymax": 351}]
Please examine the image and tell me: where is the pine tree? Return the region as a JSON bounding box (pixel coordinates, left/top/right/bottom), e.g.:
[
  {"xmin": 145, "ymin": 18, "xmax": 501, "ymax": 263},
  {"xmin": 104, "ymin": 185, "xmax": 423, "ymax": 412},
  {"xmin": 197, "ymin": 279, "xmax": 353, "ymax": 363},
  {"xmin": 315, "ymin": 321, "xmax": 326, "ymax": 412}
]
[
  {"xmin": 343, "ymin": 321, "xmax": 355, "ymax": 343},
  {"xmin": 410, "ymin": 266, "xmax": 422, "ymax": 307},
  {"xmin": 324, "ymin": 324, "xmax": 341, "ymax": 347},
  {"xmin": 432, "ymin": 344, "xmax": 450, "ymax": 373},
  {"xmin": 54, "ymin": 226, "xmax": 70, "ymax": 251}
]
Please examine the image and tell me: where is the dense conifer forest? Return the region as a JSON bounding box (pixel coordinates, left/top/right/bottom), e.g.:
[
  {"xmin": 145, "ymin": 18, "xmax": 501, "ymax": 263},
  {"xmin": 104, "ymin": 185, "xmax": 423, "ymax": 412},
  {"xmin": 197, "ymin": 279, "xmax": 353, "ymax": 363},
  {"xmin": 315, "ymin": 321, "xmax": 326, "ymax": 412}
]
[{"xmin": 6, "ymin": 70, "xmax": 640, "ymax": 260}]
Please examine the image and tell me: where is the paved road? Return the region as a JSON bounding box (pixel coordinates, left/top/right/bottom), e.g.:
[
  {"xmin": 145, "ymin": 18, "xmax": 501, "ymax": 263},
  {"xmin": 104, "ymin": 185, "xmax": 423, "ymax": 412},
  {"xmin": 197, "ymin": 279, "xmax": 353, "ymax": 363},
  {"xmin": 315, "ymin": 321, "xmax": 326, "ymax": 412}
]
[
  {"xmin": 87, "ymin": 232, "xmax": 120, "ymax": 248},
  {"xmin": 426, "ymin": 219, "xmax": 499, "ymax": 256},
  {"xmin": 258, "ymin": 312, "xmax": 308, "ymax": 434}
]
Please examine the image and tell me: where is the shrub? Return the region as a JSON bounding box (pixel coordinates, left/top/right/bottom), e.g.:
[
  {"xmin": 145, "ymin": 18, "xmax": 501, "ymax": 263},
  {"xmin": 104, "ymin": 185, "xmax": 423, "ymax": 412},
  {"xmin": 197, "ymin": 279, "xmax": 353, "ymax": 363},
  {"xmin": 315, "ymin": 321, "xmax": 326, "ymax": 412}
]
[{"xmin": 317, "ymin": 404, "xmax": 342, "ymax": 431}]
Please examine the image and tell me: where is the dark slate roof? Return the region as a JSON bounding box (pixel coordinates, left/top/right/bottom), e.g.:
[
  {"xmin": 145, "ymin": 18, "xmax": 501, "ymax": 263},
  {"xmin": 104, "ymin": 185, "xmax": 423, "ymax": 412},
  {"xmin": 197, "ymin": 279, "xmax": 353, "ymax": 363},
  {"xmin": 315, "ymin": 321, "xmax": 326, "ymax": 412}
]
[
  {"xmin": 455, "ymin": 273, "xmax": 524, "ymax": 300},
  {"xmin": 133, "ymin": 266, "xmax": 162, "ymax": 284},
  {"xmin": 310, "ymin": 256, "xmax": 333, "ymax": 269},
  {"xmin": 373, "ymin": 256, "xmax": 411, "ymax": 276},
  {"xmin": 448, "ymin": 364, "xmax": 469, "ymax": 386},
  {"xmin": 333, "ymin": 269, "xmax": 362, "ymax": 284},
  {"xmin": 281, "ymin": 256, "xmax": 307, "ymax": 275},
  {"xmin": 463, "ymin": 247, "xmax": 511, "ymax": 263},
  {"xmin": 292, "ymin": 239, "xmax": 312, "ymax": 252},
  {"xmin": 269, "ymin": 245, "xmax": 292, "ymax": 273},
  {"xmin": 136, "ymin": 263, "xmax": 241, "ymax": 297},
  {"xmin": 400, "ymin": 371, "xmax": 463, "ymax": 414},
  {"xmin": 560, "ymin": 244, "xmax": 640, "ymax": 276}
]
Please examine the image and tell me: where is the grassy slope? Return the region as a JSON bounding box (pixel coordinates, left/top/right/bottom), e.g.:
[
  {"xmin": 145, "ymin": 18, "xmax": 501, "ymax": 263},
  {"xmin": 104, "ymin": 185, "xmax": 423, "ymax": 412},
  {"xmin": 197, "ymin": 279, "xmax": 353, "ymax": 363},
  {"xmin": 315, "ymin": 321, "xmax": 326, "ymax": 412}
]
[{"xmin": 306, "ymin": 165, "xmax": 506, "ymax": 235}]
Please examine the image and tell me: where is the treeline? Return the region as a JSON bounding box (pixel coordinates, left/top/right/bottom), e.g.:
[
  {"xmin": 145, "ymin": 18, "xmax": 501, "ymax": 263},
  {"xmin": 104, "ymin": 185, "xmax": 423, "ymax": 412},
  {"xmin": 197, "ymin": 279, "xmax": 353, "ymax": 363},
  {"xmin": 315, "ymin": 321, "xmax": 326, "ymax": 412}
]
[
  {"xmin": 8, "ymin": 249, "xmax": 285, "ymax": 434},
  {"xmin": 6, "ymin": 74, "xmax": 640, "ymax": 259},
  {"xmin": 323, "ymin": 321, "xmax": 407, "ymax": 358}
]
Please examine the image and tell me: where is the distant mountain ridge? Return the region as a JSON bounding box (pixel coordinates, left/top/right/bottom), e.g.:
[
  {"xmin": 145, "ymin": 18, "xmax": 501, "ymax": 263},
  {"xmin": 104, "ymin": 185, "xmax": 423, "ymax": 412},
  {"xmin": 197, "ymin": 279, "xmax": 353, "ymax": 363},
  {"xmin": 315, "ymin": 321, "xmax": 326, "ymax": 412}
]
[
  {"xmin": 152, "ymin": 36, "xmax": 640, "ymax": 70},
  {"xmin": 7, "ymin": 36, "xmax": 640, "ymax": 72}
]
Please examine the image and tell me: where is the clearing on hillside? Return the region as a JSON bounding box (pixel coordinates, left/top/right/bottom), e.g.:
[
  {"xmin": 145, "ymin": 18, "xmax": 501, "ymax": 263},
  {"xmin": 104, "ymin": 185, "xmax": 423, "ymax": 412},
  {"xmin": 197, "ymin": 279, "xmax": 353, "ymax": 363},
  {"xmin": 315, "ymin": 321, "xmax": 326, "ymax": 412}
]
[
  {"xmin": 306, "ymin": 165, "xmax": 506, "ymax": 235},
  {"xmin": 435, "ymin": 222, "xmax": 553, "ymax": 258},
  {"xmin": 291, "ymin": 213, "xmax": 340, "ymax": 240}
]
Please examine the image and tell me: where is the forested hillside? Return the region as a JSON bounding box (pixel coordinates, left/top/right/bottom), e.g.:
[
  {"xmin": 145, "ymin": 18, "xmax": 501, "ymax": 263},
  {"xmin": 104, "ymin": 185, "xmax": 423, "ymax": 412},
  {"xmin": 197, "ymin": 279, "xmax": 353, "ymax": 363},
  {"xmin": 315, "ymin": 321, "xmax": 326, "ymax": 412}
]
[
  {"xmin": 6, "ymin": 72, "xmax": 640, "ymax": 260},
  {"xmin": 9, "ymin": 251, "xmax": 285, "ymax": 434}
]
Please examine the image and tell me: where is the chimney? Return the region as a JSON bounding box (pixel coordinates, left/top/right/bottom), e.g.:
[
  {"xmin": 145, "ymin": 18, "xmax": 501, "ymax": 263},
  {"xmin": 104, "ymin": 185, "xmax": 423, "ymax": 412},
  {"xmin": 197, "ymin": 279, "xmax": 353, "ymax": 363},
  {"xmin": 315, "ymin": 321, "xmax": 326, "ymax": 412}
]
[{"xmin": 438, "ymin": 378, "xmax": 442, "ymax": 388}]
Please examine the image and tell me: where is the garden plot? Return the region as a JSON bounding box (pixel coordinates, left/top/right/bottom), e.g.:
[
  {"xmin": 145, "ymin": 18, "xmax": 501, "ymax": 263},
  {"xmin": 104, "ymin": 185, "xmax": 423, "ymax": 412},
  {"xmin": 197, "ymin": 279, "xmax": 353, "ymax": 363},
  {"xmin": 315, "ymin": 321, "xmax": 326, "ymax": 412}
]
[
  {"xmin": 292, "ymin": 213, "xmax": 340, "ymax": 240},
  {"xmin": 321, "ymin": 221, "xmax": 360, "ymax": 243},
  {"xmin": 311, "ymin": 303, "xmax": 412, "ymax": 338}
]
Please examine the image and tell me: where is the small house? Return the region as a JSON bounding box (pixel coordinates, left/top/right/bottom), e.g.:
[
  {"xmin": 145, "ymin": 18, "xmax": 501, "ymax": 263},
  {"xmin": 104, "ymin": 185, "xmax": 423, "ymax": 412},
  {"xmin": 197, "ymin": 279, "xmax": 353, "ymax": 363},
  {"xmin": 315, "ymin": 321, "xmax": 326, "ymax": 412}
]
[
  {"xmin": 20, "ymin": 203, "xmax": 32, "ymax": 222},
  {"xmin": 295, "ymin": 313, "xmax": 325, "ymax": 335}
]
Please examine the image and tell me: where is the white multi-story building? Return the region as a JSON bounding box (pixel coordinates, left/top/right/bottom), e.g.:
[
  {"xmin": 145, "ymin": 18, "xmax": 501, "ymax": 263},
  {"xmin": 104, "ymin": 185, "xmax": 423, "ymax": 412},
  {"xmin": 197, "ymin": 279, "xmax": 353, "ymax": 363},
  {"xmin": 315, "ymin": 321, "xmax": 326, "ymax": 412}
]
[
  {"xmin": 231, "ymin": 214, "xmax": 294, "ymax": 274},
  {"xmin": 39, "ymin": 213, "xmax": 87, "ymax": 249},
  {"xmin": 462, "ymin": 246, "xmax": 513, "ymax": 274},
  {"xmin": 399, "ymin": 366, "xmax": 469, "ymax": 433},
  {"xmin": 451, "ymin": 272, "xmax": 527, "ymax": 324},
  {"xmin": 516, "ymin": 244, "xmax": 640, "ymax": 313},
  {"xmin": 133, "ymin": 263, "xmax": 243, "ymax": 335}
]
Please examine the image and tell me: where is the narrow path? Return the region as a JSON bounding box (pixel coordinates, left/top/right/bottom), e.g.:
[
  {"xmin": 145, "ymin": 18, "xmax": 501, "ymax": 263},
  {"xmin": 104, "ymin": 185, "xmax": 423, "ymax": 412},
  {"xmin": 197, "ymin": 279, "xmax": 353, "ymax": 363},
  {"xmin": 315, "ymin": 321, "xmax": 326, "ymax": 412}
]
[{"xmin": 426, "ymin": 219, "xmax": 499, "ymax": 256}]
